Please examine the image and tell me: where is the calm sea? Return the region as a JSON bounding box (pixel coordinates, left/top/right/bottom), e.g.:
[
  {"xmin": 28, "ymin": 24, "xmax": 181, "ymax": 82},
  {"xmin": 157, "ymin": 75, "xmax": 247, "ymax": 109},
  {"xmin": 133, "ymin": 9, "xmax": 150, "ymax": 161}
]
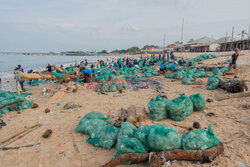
[{"xmin": 0, "ymin": 53, "xmax": 106, "ymax": 79}]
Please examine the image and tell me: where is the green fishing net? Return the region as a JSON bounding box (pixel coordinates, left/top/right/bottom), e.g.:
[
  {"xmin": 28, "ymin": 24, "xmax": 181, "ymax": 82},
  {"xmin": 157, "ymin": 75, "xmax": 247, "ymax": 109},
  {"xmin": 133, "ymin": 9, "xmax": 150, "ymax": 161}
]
[
  {"xmin": 148, "ymin": 124, "xmax": 181, "ymax": 151},
  {"xmin": 148, "ymin": 96, "xmax": 168, "ymax": 121},
  {"xmin": 181, "ymin": 126, "xmax": 220, "ymax": 150},
  {"xmin": 114, "ymin": 136, "xmax": 147, "ymax": 158},
  {"xmin": 75, "ymin": 118, "xmax": 108, "ymax": 135},
  {"xmin": 182, "ymin": 74, "xmax": 193, "ymax": 85},
  {"xmin": 212, "ymin": 68, "xmax": 223, "ymax": 76},
  {"xmin": 207, "ymin": 76, "xmax": 219, "ymax": 90},
  {"xmin": 133, "ymin": 125, "xmax": 150, "ymax": 151},
  {"xmin": 51, "ymin": 72, "xmax": 62, "ymax": 79},
  {"xmin": 0, "ymin": 90, "xmax": 33, "ymax": 117},
  {"xmin": 189, "ymin": 93, "xmax": 206, "ymax": 111},
  {"xmin": 168, "ymin": 100, "xmax": 186, "ymax": 121},
  {"xmin": 118, "ymin": 122, "xmax": 136, "ymax": 138},
  {"xmin": 173, "ymin": 94, "xmax": 193, "ymax": 117},
  {"xmin": 86, "ymin": 124, "xmax": 118, "ymax": 149},
  {"xmin": 75, "ymin": 111, "xmax": 109, "ymax": 134}
]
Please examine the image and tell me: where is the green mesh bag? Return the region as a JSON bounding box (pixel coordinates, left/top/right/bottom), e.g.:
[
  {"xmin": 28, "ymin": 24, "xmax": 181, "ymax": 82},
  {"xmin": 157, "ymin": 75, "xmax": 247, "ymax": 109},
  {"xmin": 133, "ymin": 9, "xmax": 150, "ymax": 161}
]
[
  {"xmin": 148, "ymin": 124, "xmax": 181, "ymax": 151},
  {"xmin": 79, "ymin": 111, "xmax": 109, "ymax": 120},
  {"xmin": 173, "ymin": 94, "xmax": 193, "ymax": 117},
  {"xmin": 164, "ymin": 73, "xmax": 174, "ymax": 78},
  {"xmin": 75, "ymin": 78, "xmax": 82, "ymax": 85},
  {"xmin": 168, "ymin": 100, "xmax": 186, "ymax": 121},
  {"xmin": 189, "ymin": 93, "xmax": 206, "ymax": 111},
  {"xmin": 207, "ymin": 76, "xmax": 219, "ymax": 90},
  {"xmin": 141, "ymin": 72, "xmax": 153, "ymax": 78},
  {"xmin": 205, "ymin": 72, "xmax": 214, "ymax": 77},
  {"xmin": 75, "ymin": 111, "xmax": 109, "ymax": 134},
  {"xmin": 31, "ymin": 79, "xmax": 39, "ymax": 86},
  {"xmin": 118, "ymin": 122, "xmax": 136, "ymax": 138},
  {"xmin": 86, "ymin": 125, "xmax": 118, "ymax": 149},
  {"xmin": 148, "ymin": 96, "xmax": 168, "ymax": 121},
  {"xmin": 114, "ymin": 136, "xmax": 147, "ymax": 158},
  {"xmin": 65, "ymin": 67, "xmax": 75, "ymax": 73},
  {"xmin": 134, "ymin": 125, "xmax": 150, "ymax": 151},
  {"xmin": 212, "ymin": 68, "xmax": 223, "ymax": 76},
  {"xmin": 51, "ymin": 72, "xmax": 62, "ymax": 79},
  {"xmin": 224, "ymin": 59, "xmax": 230, "ymax": 64},
  {"xmin": 75, "ymin": 118, "xmax": 108, "ymax": 135},
  {"xmin": 181, "ymin": 126, "xmax": 220, "ymax": 150},
  {"xmin": 220, "ymin": 67, "xmax": 228, "ymax": 73},
  {"xmin": 173, "ymin": 71, "xmax": 184, "ymax": 79},
  {"xmin": 181, "ymin": 75, "xmax": 193, "ymax": 85}
]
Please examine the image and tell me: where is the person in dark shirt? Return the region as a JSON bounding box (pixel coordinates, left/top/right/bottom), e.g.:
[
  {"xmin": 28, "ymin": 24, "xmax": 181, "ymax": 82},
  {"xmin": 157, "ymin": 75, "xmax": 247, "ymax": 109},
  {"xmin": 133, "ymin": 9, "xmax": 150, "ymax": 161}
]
[
  {"xmin": 223, "ymin": 48, "xmax": 239, "ymax": 78},
  {"xmin": 27, "ymin": 69, "xmax": 33, "ymax": 86},
  {"xmin": 46, "ymin": 64, "xmax": 53, "ymax": 72},
  {"xmin": 178, "ymin": 58, "xmax": 186, "ymax": 66}
]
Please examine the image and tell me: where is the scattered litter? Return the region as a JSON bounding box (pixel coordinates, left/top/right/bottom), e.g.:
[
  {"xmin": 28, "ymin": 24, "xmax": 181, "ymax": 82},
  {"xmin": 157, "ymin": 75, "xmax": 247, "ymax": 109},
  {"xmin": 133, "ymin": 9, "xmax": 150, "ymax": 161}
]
[
  {"xmin": 42, "ymin": 129, "xmax": 53, "ymax": 138},
  {"xmin": 0, "ymin": 119, "xmax": 7, "ymax": 128},
  {"xmin": 45, "ymin": 108, "xmax": 50, "ymax": 113},
  {"xmin": 63, "ymin": 102, "xmax": 78, "ymax": 110}
]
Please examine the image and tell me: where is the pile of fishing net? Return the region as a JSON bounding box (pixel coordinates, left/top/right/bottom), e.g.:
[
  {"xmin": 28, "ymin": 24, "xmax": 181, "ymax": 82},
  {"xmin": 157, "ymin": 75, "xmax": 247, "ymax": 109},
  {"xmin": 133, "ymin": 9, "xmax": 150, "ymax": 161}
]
[
  {"xmin": 207, "ymin": 76, "xmax": 219, "ymax": 90},
  {"xmin": 141, "ymin": 66, "xmax": 158, "ymax": 78},
  {"xmin": 0, "ymin": 90, "xmax": 33, "ymax": 117},
  {"xmin": 148, "ymin": 94, "xmax": 205, "ymax": 121},
  {"xmin": 189, "ymin": 54, "xmax": 217, "ymax": 63},
  {"xmin": 95, "ymin": 81, "xmax": 123, "ymax": 92},
  {"xmin": 65, "ymin": 66, "xmax": 75, "ymax": 73},
  {"xmin": 76, "ymin": 111, "xmax": 220, "ymax": 160}
]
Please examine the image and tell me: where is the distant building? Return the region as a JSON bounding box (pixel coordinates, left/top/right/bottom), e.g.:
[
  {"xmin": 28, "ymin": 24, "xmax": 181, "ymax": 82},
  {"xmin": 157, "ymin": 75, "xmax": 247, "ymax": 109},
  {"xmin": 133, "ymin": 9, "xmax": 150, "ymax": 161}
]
[
  {"xmin": 183, "ymin": 36, "xmax": 216, "ymax": 52},
  {"xmin": 147, "ymin": 47, "xmax": 163, "ymax": 54},
  {"xmin": 219, "ymin": 38, "xmax": 250, "ymax": 51}
]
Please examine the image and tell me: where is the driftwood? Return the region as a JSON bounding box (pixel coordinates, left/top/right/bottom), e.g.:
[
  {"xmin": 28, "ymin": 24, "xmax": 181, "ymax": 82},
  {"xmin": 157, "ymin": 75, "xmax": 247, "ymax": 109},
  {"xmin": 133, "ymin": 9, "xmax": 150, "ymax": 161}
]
[
  {"xmin": 0, "ymin": 143, "xmax": 40, "ymax": 150},
  {"xmin": 108, "ymin": 105, "xmax": 146, "ymax": 127},
  {"xmin": 0, "ymin": 100, "xmax": 23, "ymax": 110},
  {"xmin": 215, "ymin": 91, "xmax": 250, "ymax": 101},
  {"xmin": 0, "ymin": 123, "xmax": 41, "ymax": 145},
  {"xmin": 53, "ymin": 65, "xmax": 64, "ymax": 73},
  {"xmin": 217, "ymin": 77, "xmax": 248, "ymax": 93},
  {"xmin": 126, "ymin": 105, "xmax": 137, "ymax": 126},
  {"xmin": 101, "ymin": 143, "xmax": 224, "ymax": 167},
  {"xmin": 20, "ymin": 72, "xmax": 57, "ymax": 80}
]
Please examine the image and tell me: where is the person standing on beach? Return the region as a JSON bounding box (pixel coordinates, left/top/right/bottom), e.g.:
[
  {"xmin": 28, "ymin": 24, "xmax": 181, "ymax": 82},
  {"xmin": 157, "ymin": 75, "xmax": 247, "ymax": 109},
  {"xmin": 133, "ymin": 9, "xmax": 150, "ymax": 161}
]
[
  {"xmin": 14, "ymin": 65, "xmax": 24, "ymax": 92},
  {"xmin": 46, "ymin": 64, "xmax": 53, "ymax": 72},
  {"xmin": 223, "ymin": 48, "xmax": 240, "ymax": 78}
]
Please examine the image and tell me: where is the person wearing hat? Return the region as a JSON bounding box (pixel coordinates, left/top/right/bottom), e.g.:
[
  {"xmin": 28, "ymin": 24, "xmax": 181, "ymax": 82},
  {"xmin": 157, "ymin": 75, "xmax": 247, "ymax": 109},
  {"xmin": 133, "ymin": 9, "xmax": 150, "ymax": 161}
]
[{"xmin": 223, "ymin": 48, "xmax": 240, "ymax": 78}]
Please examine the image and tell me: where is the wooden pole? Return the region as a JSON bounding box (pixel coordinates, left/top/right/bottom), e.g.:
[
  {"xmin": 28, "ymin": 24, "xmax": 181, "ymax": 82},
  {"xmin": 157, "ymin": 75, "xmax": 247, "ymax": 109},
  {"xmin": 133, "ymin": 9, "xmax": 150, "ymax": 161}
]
[{"xmin": 0, "ymin": 123, "xmax": 41, "ymax": 144}]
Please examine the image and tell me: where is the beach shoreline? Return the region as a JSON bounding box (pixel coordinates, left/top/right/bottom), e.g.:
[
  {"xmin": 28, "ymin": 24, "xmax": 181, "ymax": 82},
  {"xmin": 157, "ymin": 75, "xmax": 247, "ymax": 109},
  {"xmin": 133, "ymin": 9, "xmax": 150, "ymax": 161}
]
[{"xmin": 0, "ymin": 51, "xmax": 249, "ymax": 167}]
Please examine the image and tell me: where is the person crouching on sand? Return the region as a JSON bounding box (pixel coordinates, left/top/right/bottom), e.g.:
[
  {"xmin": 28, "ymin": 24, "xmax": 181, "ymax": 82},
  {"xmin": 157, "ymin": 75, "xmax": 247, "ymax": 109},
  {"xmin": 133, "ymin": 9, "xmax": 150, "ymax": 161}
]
[{"xmin": 223, "ymin": 48, "xmax": 240, "ymax": 78}]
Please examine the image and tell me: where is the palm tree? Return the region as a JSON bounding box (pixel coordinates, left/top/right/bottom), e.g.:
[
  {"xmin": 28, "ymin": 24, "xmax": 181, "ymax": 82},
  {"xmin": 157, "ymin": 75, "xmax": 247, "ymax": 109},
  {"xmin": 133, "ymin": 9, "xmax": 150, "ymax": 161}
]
[{"xmin": 238, "ymin": 30, "xmax": 248, "ymax": 40}]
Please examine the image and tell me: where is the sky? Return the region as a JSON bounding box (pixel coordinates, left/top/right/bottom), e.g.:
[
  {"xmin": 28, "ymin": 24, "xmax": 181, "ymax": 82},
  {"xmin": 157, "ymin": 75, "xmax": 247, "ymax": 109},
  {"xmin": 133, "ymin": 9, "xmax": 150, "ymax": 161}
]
[{"xmin": 0, "ymin": 0, "xmax": 250, "ymax": 52}]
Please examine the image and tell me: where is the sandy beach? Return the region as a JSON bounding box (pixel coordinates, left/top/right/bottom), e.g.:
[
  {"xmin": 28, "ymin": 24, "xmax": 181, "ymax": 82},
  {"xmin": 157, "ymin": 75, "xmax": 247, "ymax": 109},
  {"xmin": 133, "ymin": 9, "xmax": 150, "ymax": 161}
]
[{"xmin": 0, "ymin": 51, "xmax": 249, "ymax": 167}]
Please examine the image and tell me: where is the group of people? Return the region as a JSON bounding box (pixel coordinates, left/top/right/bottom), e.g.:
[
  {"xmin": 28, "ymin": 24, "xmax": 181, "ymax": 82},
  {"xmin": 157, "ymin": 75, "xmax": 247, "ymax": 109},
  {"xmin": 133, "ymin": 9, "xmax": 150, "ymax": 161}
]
[{"xmin": 12, "ymin": 49, "xmax": 240, "ymax": 92}]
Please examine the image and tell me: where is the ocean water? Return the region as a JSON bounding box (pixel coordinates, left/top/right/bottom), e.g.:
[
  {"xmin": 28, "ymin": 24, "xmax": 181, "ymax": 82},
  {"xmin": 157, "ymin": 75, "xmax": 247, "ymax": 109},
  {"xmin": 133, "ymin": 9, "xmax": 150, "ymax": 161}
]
[
  {"xmin": 0, "ymin": 53, "xmax": 107, "ymax": 91},
  {"xmin": 0, "ymin": 53, "xmax": 106, "ymax": 79}
]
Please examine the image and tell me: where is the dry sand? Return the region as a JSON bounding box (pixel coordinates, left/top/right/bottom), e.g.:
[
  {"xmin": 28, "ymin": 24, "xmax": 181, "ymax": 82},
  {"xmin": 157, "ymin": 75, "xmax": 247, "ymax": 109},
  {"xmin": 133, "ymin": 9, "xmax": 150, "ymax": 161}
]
[{"xmin": 0, "ymin": 51, "xmax": 249, "ymax": 167}]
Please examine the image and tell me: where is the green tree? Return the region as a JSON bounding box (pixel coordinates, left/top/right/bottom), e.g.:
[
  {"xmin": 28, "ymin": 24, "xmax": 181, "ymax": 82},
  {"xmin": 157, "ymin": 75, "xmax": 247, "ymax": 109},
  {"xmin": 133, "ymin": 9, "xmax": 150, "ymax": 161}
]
[
  {"xmin": 174, "ymin": 41, "xmax": 183, "ymax": 44},
  {"xmin": 101, "ymin": 50, "xmax": 107, "ymax": 54},
  {"xmin": 127, "ymin": 46, "xmax": 140, "ymax": 54}
]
